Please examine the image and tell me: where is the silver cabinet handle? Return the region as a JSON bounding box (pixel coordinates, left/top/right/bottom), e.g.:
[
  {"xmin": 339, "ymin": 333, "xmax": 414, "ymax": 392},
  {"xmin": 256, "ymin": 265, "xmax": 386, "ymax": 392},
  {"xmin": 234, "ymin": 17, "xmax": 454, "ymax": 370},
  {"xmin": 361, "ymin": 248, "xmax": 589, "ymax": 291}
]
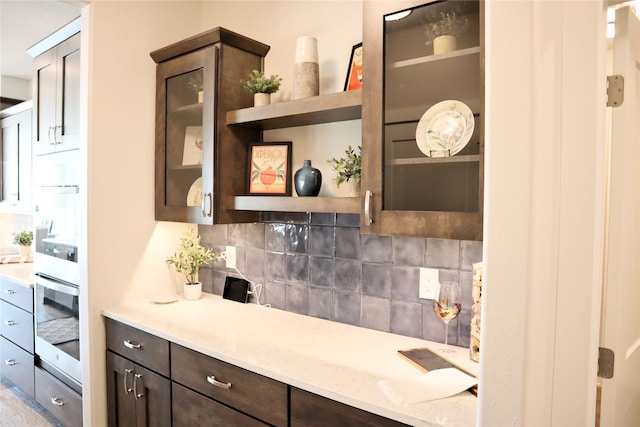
[
  {"xmin": 202, "ymin": 192, "xmax": 213, "ymax": 217},
  {"xmin": 5, "ymin": 359, "xmax": 16, "ymax": 366},
  {"xmin": 51, "ymin": 397, "xmax": 65, "ymax": 407},
  {"xmin": 4, "ymin": 289, "xmax": 16, "ymax": 295},
  {"xmin": 4, "ymin": 320, "xmax": 16, "ymax": 326},
  {"xmin": 48, "ymin": 126, "xmax": 56, "ymax": 146},
  {"xmin": 53, "ymin": 125, "xmax": 62, "ymax": 145},
  {"xmin": 364, "ymin": 190, "xmax": 373, "ymax": 225},
  {"xmin": 123, "ymin": 340, "xmax": 142, "ymax": 350},
  {"xmin": 134, "ymin": 373, "xmax": 144, "ymax": 400},
  {"xmin": 207, "ymin": 375, "xmax": 232, "ymax": 390},
  {"xmin": 124, "ymin": 368, "xmax": 133, "ymax": 395}
]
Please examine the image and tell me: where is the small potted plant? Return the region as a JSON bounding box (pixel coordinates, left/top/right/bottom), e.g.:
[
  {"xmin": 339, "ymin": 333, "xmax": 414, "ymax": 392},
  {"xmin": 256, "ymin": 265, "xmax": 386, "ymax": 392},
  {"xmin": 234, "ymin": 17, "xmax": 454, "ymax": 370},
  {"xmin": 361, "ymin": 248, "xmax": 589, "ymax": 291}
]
[
  {"xmin": 166, "ymin": 229, "xmax": 222, "ymax": 300},
  {"xmin": 241, "ymin": 69, "xmax": 282, "ymax": 106},
  {"xmin": 423, "ymin": 8, "xmax": 470, "ymax": 55},
  {"xmin": 187, "ymin": 75, "xmax": 204, "ymax": 103},
  {"xmin": 12, "ymin": 230, "xmax": 34, "ymax": 256},
  {"xmin": 326, "ymin": 145, "xmax": 362, "ymax": 196}
]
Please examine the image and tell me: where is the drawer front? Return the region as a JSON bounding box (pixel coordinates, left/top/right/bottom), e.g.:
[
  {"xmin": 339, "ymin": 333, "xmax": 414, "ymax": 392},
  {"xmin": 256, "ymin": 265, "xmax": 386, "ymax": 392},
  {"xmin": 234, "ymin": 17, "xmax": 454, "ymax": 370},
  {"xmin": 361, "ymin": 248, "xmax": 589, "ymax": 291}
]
[
  {"xmin": 0, "ymin": 300, "xmax": 34, "ymax": 353},
  {"xmin": 290, "ymin": 387, "xmax": 410, "ymax": 427},
  {"xmin": 0, "ymin": 336, "xmax": 35, "ymax": 398},
  {"xmin": 35, "ymin": 367, "xmax": 83, "ymax": 427},
  {"xmin": 0, "ymin": 278, "xmax": 33, "ymax": 312},
  {"xmin": 171, "ymin": 344, "xmax": 287, "ymax": 427},
  {"xmin": 105, "ymin": 317, "xmax": 170, "ymax": 377},
  {"xmin": 172, "ymin": 382, "xmax": 268, "ymax": 427}
]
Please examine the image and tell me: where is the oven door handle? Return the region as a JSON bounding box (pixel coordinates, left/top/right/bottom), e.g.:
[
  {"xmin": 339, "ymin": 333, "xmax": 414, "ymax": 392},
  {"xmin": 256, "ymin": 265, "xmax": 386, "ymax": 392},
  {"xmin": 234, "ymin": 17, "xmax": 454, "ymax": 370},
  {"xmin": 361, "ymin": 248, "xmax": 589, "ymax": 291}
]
[{"xmin": 34, "ymin": 275, "xmax": 80, "ymax": 297}]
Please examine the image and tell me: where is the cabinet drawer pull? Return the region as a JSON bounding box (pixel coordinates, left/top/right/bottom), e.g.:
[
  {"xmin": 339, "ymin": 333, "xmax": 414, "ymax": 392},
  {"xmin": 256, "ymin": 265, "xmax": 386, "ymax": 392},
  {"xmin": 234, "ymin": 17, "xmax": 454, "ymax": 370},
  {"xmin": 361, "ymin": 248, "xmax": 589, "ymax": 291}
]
[
  {"xmin": 51, "ymin": 397, "xmax": 65, "ymax": 407},
  {"xmin": 54, "ymin": 125, "xmax": 62, "ymax": 144},
  {"xmin": 364, "ymin": 190, "xmax": 373, "ymax": 225},
  {"xmin": 48, "ymin": 126, "xmax": 56, "ymax": 145},
  {"xmin": 5, "ymin": 359, "xmax": 16, "ymax": 366},
  {"xmin": 124, "ymin": 368, "xmax": 133, "ymax": 395},
  {"xmin": 4, "ymin": 289, "xmax": 16, "ymax": 295},
  {"xmin": 123, "ymin": 340, "xmax": 142, "ymax": 350},
  {"xmin": 4, "ymin": 320, "xmax": 16, "ymax": 326},
  {"xmin": 207, "ymin": 375, "xmax": 232, "ymax": 390},
  {"xmin": 134, "ymin": 373, "xmax": 144, "ymax": 400}
]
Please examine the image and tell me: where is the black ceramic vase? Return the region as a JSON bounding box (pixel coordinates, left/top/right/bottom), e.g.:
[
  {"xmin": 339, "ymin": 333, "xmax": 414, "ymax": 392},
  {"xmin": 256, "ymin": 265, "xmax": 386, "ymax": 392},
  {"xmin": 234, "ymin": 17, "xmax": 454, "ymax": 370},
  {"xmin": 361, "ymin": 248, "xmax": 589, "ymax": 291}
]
[{"xmin": 294, "ymin": 160, "xmax": 322, "ymax": 197}]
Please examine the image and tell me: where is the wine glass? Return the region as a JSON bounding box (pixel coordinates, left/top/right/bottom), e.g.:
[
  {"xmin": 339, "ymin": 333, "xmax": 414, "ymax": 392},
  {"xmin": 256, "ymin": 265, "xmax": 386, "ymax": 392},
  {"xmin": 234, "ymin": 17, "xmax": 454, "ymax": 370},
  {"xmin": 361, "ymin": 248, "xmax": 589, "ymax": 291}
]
[{"xmin": 433, "ymin": 281, "xmax": 461, "ymax": 354}]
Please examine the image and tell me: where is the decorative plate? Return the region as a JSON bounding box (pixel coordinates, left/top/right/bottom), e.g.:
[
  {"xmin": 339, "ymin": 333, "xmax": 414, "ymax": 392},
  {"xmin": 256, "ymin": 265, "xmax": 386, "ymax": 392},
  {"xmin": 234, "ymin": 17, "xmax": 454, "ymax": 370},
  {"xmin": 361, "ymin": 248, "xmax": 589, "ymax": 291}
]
[
  {"xmin": 151, "ymin": 295, "xmax": 177, "ymax": 304},
  {"xmin": 415, "ymin": 100, "xmax": 475, "ymax": 157},
  {"xmin": 186, "ymin": 177, "xmax": 202, "ymax": 207}
]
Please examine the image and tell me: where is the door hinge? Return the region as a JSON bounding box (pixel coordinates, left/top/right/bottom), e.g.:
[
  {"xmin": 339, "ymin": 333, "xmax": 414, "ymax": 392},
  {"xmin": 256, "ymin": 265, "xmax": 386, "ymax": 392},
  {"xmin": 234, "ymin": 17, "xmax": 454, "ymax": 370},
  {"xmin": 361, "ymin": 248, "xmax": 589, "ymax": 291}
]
[
  {"xmin": 598, "ymin": 347, "xmax": 615, "ymax": 379},
  {"xmin": 607, "ymin": 75, "xmax": 624, "ymax": 107}
]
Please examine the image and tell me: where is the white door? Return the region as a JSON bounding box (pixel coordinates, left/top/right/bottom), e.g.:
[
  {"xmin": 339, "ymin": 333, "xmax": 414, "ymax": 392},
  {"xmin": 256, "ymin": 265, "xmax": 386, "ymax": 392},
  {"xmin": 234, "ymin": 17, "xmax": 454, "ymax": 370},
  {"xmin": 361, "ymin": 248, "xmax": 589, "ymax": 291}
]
[{"xmin": 600, "ymin": 5, "xmax": 640, "ymax": 426}]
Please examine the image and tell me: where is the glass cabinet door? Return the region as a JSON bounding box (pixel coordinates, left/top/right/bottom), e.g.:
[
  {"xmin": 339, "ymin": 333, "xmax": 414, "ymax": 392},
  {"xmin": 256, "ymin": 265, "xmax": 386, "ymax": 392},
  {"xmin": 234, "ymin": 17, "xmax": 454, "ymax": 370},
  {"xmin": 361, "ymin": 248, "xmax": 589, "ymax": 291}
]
[
  {"xmin": 155, "ymin": 47, "xmax": 215, "ymax": 223},
  {"xmin": 362, "ymin": 0, "xmax": 483, "ymax": 240}
]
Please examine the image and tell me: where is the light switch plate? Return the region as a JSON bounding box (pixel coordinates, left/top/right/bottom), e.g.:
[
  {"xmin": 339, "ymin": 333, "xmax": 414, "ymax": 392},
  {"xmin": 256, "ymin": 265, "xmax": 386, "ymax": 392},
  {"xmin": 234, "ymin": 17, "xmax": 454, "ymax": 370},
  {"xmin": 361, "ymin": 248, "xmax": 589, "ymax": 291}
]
[
  {"xmin": 225, "ymin": 246, "xmax": 237, "ymax": 270},
  {"xmin": 419, "ymin": 268, "xmax": 439, "ymax": 300}
]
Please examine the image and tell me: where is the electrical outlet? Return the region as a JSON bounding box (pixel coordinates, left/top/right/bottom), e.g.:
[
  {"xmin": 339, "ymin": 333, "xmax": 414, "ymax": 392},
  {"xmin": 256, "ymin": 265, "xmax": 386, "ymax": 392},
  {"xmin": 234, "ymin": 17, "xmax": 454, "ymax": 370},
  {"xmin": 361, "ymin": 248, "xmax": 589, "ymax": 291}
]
[
  {"xmin": 419, "ymin": 268, "xmax": 440, "ymax": 300},
  {"xmin": 225, "ymin": 246, "xmax": 237, "ymax": 269}
]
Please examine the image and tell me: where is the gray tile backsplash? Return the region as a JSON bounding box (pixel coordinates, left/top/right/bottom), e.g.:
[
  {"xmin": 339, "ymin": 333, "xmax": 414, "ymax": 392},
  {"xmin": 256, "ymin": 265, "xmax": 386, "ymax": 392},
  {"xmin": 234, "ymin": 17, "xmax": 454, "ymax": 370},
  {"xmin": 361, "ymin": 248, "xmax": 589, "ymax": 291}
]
[{"xmin": 198, "ymin": 213, "xmax": 482, "ymax": 348}]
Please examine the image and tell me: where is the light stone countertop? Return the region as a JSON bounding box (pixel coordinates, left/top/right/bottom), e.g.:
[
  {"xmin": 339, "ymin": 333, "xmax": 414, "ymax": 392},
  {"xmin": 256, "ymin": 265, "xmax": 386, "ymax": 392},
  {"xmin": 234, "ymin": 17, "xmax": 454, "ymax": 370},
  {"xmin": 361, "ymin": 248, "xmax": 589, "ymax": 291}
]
[
  {"xmin": 0, "ymin": 262, "xmax": 33, "ymax": 287},
  {"xmin": 102, "ymin": 293, "xmax": 478, "ymax": 427}
]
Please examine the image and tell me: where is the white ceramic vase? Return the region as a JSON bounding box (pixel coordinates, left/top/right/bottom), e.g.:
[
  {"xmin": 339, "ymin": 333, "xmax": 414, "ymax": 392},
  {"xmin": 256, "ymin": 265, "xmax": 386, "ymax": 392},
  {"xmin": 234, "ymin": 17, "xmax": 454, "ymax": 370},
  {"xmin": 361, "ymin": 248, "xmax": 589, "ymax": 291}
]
[
  {"xmin": 183, "ymin": 282, "xmax": 202, "ymax": 301},
  {"xmin": 345, "ymin": 180, "xmax": 361, "ymax": 197},
  {"xmin": 433, "ymin": 35, "xmax": 457, "ymax": 55},
  {"xmin": 293, "ymin": 36, "xmax": 319, "ymax": 99},
  {"xmin": 254, "ymin": 93, "xmax": 271, "ymax": 106}
]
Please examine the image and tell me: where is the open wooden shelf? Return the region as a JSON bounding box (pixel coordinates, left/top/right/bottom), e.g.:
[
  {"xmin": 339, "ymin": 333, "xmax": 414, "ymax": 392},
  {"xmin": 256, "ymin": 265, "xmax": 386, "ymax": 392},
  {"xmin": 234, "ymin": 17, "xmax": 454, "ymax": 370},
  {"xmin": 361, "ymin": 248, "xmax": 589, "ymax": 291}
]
[
  {"xmin": 234, "ymin": 196, "xmax": 360, "ymax": 214},
  {"xmin": 226, "ymin": 89, "xmax": 362, "ymax": 130}
]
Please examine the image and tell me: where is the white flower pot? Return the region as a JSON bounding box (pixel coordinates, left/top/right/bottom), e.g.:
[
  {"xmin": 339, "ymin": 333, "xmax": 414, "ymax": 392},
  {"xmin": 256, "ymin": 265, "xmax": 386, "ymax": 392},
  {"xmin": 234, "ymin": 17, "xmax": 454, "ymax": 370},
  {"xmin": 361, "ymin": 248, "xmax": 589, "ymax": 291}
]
[
  {"xmin": 345, "ymin": 180, "xmax": 361, "ymax": 197},
  {"xmin": 433, "ymin": 35, "xmax": 457, "ymax": 55},
  {"xmin": 254, "ymin": 93, "xmax": 271, "ymax": 107},
  {"xmin": 19, "ymin": 245, "xmax": 31, "ymax": 257},
  {"xmin": 183, "ymin": 282, "xmax": 202, "ymax": 301}
]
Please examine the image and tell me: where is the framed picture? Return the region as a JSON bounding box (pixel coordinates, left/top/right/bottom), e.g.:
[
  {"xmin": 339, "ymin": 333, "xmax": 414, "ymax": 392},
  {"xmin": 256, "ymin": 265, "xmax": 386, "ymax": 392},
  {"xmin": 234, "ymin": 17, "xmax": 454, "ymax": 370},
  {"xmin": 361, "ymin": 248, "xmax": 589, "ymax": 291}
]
[
  {"xmin": 344, "ymin": 42, "xmax": 363, "ymax": 91},
  {"xmin": 247, "ymin": 142, "xmax": 292, "ymax": 195},
  {"xmin": 182, "ymin": 126, "xmax": 203, "ymax": 165}
]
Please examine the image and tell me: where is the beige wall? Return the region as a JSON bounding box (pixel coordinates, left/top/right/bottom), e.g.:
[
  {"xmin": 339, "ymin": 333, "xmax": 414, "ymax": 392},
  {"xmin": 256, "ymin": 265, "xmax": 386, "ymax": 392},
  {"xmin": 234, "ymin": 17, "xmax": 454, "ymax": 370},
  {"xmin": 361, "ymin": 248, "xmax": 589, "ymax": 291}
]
[{"xmin": 82, "ymin": 1, "xmax": 362, "ymax": 424}]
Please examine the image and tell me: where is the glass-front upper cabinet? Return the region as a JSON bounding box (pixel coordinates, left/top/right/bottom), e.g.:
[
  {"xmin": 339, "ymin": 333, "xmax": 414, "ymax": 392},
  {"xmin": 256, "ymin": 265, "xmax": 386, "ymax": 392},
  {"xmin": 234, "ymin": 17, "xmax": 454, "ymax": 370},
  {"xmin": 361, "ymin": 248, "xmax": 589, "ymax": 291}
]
[
  {"xmin": 362, "ymin": 0, "xmax": 483, "ymax": 240},
  {"xmin": 152, "ymin": 28, "xmax": 269, "ymax": 224}
]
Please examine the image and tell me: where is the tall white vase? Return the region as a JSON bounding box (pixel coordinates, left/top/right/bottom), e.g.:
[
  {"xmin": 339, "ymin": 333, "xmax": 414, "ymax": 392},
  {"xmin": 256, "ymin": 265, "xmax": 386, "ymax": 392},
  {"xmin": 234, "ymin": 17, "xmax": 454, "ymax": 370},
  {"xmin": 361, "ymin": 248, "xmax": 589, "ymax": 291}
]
[{"xmin": 293, "ymin": 36, "xmax": 319, "ymax": 99}]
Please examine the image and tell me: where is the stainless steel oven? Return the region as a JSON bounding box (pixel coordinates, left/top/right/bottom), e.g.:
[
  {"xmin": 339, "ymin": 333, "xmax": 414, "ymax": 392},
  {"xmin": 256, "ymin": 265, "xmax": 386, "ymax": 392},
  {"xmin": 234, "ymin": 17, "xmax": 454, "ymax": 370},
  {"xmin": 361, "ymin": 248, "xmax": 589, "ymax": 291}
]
[
  {"xmin": 34, "ymin": 273, "xmax": 81, "ymax": 387},
  {"xmin": 32, "ymin": 150, "xmax": 82, "ymax": 389}
]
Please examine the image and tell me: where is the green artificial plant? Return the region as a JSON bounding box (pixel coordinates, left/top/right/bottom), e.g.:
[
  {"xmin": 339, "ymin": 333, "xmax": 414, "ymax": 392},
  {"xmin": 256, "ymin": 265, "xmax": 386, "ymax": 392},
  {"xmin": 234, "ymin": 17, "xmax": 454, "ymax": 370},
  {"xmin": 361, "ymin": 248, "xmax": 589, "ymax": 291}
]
[
  {"xmin": 12, "ymin": 230, "xmax": 33, "ymax": 246},
  {"xmin": 241, "ymin": 70, "xmax": 283, "ymax": 94},
  {"xmin": 327, "ymin": 145, "xmax": 362, "ymax": 187},
  {"xmin": 166, "ymin": 229, "xmax": 221, "ymax": 284}
]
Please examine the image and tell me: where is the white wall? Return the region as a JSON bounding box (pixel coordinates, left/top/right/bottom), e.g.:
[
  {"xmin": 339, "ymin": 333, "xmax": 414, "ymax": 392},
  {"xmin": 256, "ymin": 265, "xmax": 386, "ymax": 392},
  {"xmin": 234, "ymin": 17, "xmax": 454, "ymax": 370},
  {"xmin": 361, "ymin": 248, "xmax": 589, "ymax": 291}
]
[
  {"xmin": 0, "ymin": 76, "xmax": 30, "ymax": 100},
  {"xmin": 82, "ymin": 1, "xmax": 362, "ymax": 423}
]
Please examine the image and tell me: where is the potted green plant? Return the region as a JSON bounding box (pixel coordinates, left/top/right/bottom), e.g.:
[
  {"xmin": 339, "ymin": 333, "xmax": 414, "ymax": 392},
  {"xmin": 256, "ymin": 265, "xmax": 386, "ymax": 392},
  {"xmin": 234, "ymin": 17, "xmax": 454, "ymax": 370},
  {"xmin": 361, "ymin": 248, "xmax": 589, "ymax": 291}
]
[
  {"xmin": 326, "ymin": 145, "xmax": 362, "ymax": 196},
  {"xmin": 12, "ymin": 230, "xmax": 34, "ymax": 256},
  {"xmin": 166, "ymin": 229, "xmax": 221, "ymax": 300},
  {"xmin": 423, "ymin": 8, "xmax": 470, "ymax": 55},
  {"xmin": 240, "ymin": 69, "xmax": 283, "ymax": 106},
  {"xmin": 187, "ymin": 75, "xmax": 204, "ymax": 103}
]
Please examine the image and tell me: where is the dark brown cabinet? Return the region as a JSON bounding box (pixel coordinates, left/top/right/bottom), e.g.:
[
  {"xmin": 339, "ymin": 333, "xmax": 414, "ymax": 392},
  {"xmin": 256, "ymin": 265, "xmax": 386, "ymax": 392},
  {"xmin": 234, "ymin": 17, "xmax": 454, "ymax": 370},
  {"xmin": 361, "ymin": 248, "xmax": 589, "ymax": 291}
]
[
  {"xmin": 106, "ymin": 351, "xmax": 171, "ymax": 427},
  {"xmin": 151, "ymin": 27, "xmax": 269, "ymax": 224},
  {"xmin": 291, "ymin": 387, "xmax": 409, "ymax": 427},
  {"xmin": 30, "ymin": 19, "xmax": 81, "ymax": 156},
  {"xmin": 361, "ymin": 0, "xmax": 483, "ymax": 240},
  {"xmin": 171, "ymin": 343, "xmax": 288, "ymax": 426},
  {"xmin": 0, "ymin": 102, "xmax": 32, "ymax": 211},
  {"xmin": 105, "ymin": 318, "xmax": 171, "ymax": 427}
]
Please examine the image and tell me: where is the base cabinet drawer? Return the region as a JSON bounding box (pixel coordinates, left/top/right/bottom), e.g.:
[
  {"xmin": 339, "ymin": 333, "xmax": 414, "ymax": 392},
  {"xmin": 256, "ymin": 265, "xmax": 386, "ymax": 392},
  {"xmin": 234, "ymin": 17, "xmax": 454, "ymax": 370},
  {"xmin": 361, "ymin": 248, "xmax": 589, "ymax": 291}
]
[
  {"xmin": 105, "ymin": 318, "xmax": 170, "ymax": 377},
  {"xmin": 173, "ymin": 382, "xmax": 268, "ymax": 427},
  {"xmin": 0, "ymin": 336, "xmax": 34, "ymax": 398},
  {"xmin": 171, "ymin": 343, "xmax": 288, "ymax": 427},
  {"xmin": 0, "ymin": 300, "xmax": 34, "ymax": 353},
  {"xmin": 35, "ymin": 367, "xmax": 83, "ymax": 427},
  {"xmin": 290, "ymin": 387, "xmax": 409, "ymax": 427},
  {"xmin": 0, "ymin": 278, "xmax": 33, "ymax": 312}
]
